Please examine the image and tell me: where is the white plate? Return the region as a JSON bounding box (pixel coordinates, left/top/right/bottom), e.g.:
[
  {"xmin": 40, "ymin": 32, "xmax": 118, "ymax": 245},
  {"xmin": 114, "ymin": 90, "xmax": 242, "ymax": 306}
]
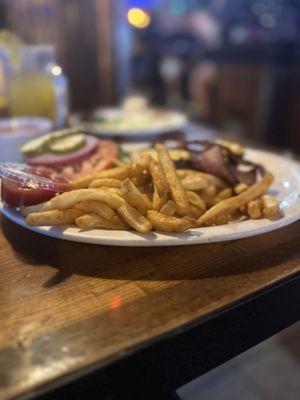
[
  {"xmin": 81, "ymin": 108, "xmax": 188, "ymax": 137},
  {"xmin": 1, "ymin": 149, "xmax": 300, "ymax": 247}
]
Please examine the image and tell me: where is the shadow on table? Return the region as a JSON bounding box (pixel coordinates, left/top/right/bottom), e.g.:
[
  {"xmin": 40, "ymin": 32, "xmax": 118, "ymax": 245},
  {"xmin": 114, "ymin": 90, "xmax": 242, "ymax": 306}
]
[{"xmin": 1, "ymin": 215, "xmax": 299, "ymax": 288}]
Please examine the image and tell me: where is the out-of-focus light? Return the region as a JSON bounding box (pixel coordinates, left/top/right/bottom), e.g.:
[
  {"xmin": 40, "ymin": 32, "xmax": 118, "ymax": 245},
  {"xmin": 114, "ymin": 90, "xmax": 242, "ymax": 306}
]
[
  {"xmin": 260, "ymin": 13, "xmax": 276, "ymax": 28},
  {"xmin": 229, "ymin": 26, "xmax": 248, "ymax": 44},
  {"xmin": 251, "ymin": 2, "xmax": 265, "ymax": 16},
  {"xmin": 52, "ymin": 65, "xmax": 62, "ymax": 76},
  {"xmin": 159, "ymin": 56, "xmax": 182, "ymax": 81},
  {"xmin": 170, "ymin": 0, "xmax": 187, "ymax": 15},
  {"xmin": 127, "ymin": 7, "xmax": 151, "ymax": 29},
  {"xmin": 110, "ymin": 296, "xmax": 122, "ymax": 310}
]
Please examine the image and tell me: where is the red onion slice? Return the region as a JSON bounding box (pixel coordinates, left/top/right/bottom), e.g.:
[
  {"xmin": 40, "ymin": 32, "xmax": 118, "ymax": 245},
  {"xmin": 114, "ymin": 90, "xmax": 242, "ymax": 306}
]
[{"xmin": 25, "ymin": 135, "xmax": 99, "ymax": 167}]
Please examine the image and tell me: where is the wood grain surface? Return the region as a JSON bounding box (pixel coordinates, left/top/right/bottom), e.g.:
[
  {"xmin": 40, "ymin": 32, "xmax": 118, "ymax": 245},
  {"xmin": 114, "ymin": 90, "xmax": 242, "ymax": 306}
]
[{"xmin": 0, "ymin": 214, "xmax": 299, "ymax": 400}]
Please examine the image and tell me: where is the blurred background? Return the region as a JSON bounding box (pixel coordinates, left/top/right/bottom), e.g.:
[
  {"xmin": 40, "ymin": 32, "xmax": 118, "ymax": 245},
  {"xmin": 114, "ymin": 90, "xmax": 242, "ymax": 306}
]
[{"xmin": 0, "ymin": 0, "xmax": 300, "ymax": 151}]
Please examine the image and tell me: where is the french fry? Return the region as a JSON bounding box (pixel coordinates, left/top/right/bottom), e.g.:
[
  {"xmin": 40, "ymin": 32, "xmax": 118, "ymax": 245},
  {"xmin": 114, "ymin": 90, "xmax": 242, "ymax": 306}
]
[
  {"xmin": 160, "ymin": 200, "xmax": 176, "ymax": 216},
  {"xmin": 131, "ymin": 154, "xmax": 151, "ymax": 176},
  {"xmin": 131, "ymin": 172, "xmax": 151, "ymax": 194},
  {"xmin": 43, "ymin": 189, "xmax": 124, "ymax": 211},
  {"xmin": 155, "ymin": 144, "xmax": 190, "ymax": 216},
  {"xmin": 247, "ymin": 199, "xmax": 262, "ymax": 219},
  {"xmin": 171, "ymin": 169, "xmax": 189, "ymax": 179},
  {"xmin": 181, "ymin": 175, "xmax": 208, "ymax": 191},
  {"xmin": 20, "ymin": 202, "xmax": 45, "ymax": 217},
  {"xmin": 214, "ymin": 213, "xmax": 229, "ymax": 225},
  {"xmin": 261, "ymin": 195, "xmax": 279, "ymax": 218},
  {"xmin": 234, "ymin": 182, "xmax": 248, "ymax": 195},
  {"xmin": 186, "ymin": 191, "xmax": 206, "ymax": 212},
  {"xmin": 121, "ymin": 178, "xmax": 152, "ymax": 214},
  {"xmin": 102, "ymin": 187, "xmax": 122, "ymax": 195},
  {"xmin": 201, "ymin": 185, "xmax": 218, "ymax": 208},
  {"xmin": 89, "ymin": 178, "xmax": 121, "ymax": 188},
  {"xmin": 202, "ymin": 185, "xmax": 217, "ymax": 197},
  {"xmin": 240, "ymin": 205, "xmax": 247, "ymax": 213},
  {"xmin": 152, "ymin": 186, "xmax": 168, "ymax": 211},
  {"xmin": 190, "ymin": 205, "xmax": 205, "ymax": 219},
  {"xmin": 72, "ymin": 166, "xmax": 131, "ymax": 189},
  {"xmin": 75, "ymin": 200, "xmax": 116, "ymax": 220},
  {"xmin": 136, "ymin": 179, "xmax": 153, "ymax": 200},
  {"xmin": 148, "ymin": 158, "xmax": 169, "ymax": 197},
  {"xmin": 208, "ymin": 187, "xmax": 233, "ymax": 205},
  {"xmin": 75, "ymin": 213, "xmax": 126, "ymax": 230},
  {"xmin": 218, "ymin": 188, "xmax": 233, "ymax": 199},
  {"xmin": 118, "ymin": 203, "xmax": 152, "ymax": 233},
  {"xmin": 238, "ymin": 172, "xmax": 273, "ymax": 203},
  {"xmin": 147, "ymin": 210, "xmax": 198, "ymax": 233},
  {"xmin": 198, "ymin": 173, "xmax": 274, "ymax": 226},
  {"xmin": 210, "ymin": 196, "xmax": 221, "ymax": 206},
  {"xmin": 177, "ymin": 169, "xmax": 225, "ymax": 189},
  {"xmin": 130, "ymin": 155, "xmax": 151, "ymax": 189},
  {"xmin": 26, "ymin": 209, "xmax": 84, "ymax": 226}
]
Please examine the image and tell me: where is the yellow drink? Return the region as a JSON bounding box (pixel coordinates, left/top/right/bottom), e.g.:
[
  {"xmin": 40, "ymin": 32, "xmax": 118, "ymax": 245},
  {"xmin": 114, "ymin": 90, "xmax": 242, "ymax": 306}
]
[{"xmin": 8, "ymin": 72, "xmax": 56, "ymax": 120}]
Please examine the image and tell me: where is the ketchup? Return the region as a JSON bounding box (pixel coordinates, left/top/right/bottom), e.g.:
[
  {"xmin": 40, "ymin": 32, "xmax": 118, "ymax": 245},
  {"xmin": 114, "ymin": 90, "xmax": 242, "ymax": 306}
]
[
  {"xmin": 0, "ymin": 164, "xmax": 70, "ymax": 209},
  {"xmin": 1, "ymin": 180, "xmax": 55, "ymax": 208}
]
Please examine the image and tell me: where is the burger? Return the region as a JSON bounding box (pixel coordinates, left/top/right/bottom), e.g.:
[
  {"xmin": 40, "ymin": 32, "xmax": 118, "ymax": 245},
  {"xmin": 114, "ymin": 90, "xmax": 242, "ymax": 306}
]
[{"xmin": 20, "ymin": 127, "xmax": 119, "ymax": 179}]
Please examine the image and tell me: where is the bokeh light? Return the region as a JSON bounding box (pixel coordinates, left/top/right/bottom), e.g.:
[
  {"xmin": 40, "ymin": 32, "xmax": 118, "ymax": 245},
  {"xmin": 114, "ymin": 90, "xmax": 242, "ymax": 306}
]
[
  {"xmin": 127, "ymin": 7, "xmax": 151, "ymax": 29},
  {"xmin": 110, "ymin": 296, "xmax": 122, "ymax": 310},
  {"xmin": 51, "ymin": 65, "xmax": 62, "ymax": 76},
  {"xmin": 170, "ymin": 0, "xmax": 187, "ymax": 15}
]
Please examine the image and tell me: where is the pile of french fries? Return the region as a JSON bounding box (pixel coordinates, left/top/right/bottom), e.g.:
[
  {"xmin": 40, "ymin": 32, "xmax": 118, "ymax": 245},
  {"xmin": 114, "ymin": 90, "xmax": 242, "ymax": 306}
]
[{"xmin": 26, "ymin": 144, "xmax": 280, "ymax": 233}]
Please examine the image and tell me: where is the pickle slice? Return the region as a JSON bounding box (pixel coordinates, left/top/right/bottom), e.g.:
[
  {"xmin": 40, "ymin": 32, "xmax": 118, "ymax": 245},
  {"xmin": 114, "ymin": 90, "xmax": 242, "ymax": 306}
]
[
  {"xmin": 21, "ymin": 127, "xmax": 84, "ymax": 156},
  {"xmin": 21, "ymin": 135, "xmax": 52, "ymax": 156},
  {"xmin": 48, "ymin": 134, "xmax": 86, "ymax": 153}
]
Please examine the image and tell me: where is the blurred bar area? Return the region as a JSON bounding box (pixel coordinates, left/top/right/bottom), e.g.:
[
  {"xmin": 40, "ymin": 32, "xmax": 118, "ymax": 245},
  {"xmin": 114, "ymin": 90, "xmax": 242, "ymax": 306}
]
[{"xmin": 0, "ymin": 0, "xmax": 300, "ymax": 148}]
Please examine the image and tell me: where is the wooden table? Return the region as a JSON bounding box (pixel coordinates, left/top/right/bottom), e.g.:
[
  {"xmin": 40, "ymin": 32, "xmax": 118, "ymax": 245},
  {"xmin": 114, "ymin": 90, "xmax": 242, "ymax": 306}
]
[{"xmin": 0, "ymin": 214, "xmax": 299, "ymax": 400}]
